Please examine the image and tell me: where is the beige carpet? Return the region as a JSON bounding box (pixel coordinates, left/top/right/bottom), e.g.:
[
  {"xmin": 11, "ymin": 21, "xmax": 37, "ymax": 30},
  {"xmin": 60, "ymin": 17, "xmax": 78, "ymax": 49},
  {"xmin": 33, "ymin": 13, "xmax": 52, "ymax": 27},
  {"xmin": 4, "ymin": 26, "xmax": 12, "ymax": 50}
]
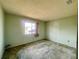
[{"xmin": 3, "ymin": 40, "xmax": 76, "ymax": 59}]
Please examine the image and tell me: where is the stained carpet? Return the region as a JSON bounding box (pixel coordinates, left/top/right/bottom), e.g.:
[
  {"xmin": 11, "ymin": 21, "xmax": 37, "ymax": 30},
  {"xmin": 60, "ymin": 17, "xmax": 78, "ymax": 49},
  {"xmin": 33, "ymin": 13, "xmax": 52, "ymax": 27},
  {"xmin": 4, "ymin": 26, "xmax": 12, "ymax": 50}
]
[{"xmin": 3, "ymin": 40, "xmax": 76, "ymax": 59}]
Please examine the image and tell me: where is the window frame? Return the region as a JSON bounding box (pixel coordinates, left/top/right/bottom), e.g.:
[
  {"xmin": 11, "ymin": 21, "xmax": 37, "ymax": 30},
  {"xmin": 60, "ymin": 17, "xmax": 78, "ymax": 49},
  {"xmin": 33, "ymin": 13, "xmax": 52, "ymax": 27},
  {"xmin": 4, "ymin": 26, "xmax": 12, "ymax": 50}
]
[{"xmin": 22, "ymin": 19, "xmax": 39, "ymax": 36}]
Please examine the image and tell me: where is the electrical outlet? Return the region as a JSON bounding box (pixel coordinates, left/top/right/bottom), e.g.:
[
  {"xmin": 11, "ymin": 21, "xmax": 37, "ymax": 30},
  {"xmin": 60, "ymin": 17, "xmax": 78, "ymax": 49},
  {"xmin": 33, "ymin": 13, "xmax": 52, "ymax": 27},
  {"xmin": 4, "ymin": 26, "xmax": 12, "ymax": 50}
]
[
  {"xmin": 67, "ymin": 40, "xmax": 70, "ymax": 42},
  {"xmin": 5, "ymin": 44, "xmax": 11, "ymax": 49}
]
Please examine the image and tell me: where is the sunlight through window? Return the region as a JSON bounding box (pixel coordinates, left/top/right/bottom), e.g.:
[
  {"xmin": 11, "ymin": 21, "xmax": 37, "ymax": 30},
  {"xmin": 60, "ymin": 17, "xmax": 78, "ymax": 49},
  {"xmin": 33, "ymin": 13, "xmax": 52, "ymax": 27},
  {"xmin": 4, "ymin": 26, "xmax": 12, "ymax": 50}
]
[{"xmin": 24, "ymin": 21, "xmax": 36, "ymax": 35}]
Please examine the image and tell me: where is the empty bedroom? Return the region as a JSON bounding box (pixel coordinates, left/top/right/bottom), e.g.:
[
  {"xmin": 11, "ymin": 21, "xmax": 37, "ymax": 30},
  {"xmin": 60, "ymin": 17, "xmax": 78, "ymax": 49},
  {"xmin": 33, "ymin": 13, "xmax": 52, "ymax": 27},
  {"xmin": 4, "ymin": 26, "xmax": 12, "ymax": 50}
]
[{"xmin": 0, "ymin": 0, "xmax": 77, "ymax": 59}]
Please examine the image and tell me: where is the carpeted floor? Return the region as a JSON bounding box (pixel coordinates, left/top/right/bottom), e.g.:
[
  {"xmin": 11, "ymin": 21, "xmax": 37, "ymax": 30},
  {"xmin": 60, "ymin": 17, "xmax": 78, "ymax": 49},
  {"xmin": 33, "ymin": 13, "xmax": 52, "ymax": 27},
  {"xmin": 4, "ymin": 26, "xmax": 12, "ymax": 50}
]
[{"xmin": 3, "ymin": 40, "xmax": 76, "ymax": 59}]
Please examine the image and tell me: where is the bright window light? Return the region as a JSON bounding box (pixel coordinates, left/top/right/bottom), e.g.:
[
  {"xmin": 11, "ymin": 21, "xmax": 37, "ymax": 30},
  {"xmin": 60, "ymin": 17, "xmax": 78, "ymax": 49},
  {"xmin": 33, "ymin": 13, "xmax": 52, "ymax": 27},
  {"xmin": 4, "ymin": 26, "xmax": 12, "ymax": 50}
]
[{"xmin": 24, "ymin": 21, "xmax": 36, "ymax": 35}]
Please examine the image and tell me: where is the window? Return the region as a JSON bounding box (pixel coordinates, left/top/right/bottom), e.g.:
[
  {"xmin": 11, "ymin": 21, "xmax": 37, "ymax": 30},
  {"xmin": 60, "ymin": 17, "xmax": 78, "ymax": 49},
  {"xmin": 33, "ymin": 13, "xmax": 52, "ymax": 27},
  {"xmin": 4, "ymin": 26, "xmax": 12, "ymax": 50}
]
[{"xmin": 24, "ymin": 21, "xmax": 37, "ymax": 35}]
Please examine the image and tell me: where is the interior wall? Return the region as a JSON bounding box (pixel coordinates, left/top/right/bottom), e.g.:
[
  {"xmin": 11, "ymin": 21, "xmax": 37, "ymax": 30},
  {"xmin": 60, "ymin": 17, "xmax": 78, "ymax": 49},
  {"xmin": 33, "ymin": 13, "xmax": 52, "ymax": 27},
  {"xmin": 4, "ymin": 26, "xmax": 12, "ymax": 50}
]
[
  {"xmin": 46, "ymin": 15, "xmax": 77, "ymax": 48},
  {"xmin": 0, "ymin": 5, "xmax": 4, "ymax": 59},
  {"xmin": 5, "ymin": 13, "xmax": 46, "ymax": 47}
]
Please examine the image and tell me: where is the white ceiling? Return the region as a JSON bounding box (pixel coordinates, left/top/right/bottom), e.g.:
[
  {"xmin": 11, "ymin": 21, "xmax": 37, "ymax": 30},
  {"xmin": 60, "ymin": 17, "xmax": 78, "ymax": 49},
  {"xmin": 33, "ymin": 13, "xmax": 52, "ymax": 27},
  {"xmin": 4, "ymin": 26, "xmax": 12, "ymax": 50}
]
[{"xmin": 0, "ymin": 0, "xmax": 77, "ymax": 21}]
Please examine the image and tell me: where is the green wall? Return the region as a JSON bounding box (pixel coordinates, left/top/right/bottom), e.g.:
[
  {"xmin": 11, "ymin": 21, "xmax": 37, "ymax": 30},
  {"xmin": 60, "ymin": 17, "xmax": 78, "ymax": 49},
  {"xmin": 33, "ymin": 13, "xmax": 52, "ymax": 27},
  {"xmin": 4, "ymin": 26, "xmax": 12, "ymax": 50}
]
[
  {"xmin": 0, "ymin": 5, "xmax": 4, "ymax": 59},
  {"xmin": 5, "ymin": 13, "xmax": 46, "ymax": 47},
  {"xmin": 47, "ymin": 16, "xmax": 77, "ymax": 48},
  {"xmin": 5, "ymin": 13, "xmax": 77, "ymax": 48}
]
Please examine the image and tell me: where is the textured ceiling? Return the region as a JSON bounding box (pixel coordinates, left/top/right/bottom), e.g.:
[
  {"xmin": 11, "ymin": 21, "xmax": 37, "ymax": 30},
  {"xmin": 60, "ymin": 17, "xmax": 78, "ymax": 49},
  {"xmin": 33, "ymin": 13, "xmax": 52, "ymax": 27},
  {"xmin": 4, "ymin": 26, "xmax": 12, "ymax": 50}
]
[{"xmin": 0, "ymin": 0, "xmax": 77, "ymax": 21}]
